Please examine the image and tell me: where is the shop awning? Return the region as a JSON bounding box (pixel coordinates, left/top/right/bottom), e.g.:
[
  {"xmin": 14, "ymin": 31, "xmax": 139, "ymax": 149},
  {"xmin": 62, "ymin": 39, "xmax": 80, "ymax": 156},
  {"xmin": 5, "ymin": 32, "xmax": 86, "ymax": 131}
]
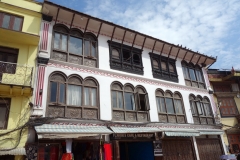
[
  {"xmin": 0, "ymin": 148, "xmax": 26, "ymax": 155},
  {"xmin": 109, "ymin": 126, "xmax": 162, "ymax": 133},
  {"xmin": 198, "ymin": 129, "xmax": 224, "ymax": 135},
  {"xmin": 35, "ymin": 124, "xmax": 113, "ymax": 139},
  {"xmin": 161, "ymin": 128, "xmax": 200, "ymax": 137}
]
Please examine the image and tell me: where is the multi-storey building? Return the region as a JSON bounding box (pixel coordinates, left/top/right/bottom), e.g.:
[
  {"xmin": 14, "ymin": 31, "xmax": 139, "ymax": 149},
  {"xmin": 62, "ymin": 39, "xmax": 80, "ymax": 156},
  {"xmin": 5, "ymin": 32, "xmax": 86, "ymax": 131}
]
[
  {"xmin": 32, "ymin": 1, "xmax": 225, "ymax": 160},
  {"xmin": 208, "ymin": 69, "xmax": 240, "ymax": 154},
  {"xmin": 0, "ymin": 0, "xmax": 41, "ymax": 159}
]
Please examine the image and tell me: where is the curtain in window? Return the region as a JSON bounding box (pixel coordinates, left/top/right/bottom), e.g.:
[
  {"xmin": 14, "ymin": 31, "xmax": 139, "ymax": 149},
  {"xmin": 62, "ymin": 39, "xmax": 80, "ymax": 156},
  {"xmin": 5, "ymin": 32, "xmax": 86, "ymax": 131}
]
[
  {"xmin": 112, "ymin": 91, "xmax": 123, "ymax": 108},
  {"xmin": 174, "ymin": 99, "xmax": 183, "ymax": 114},
  {"xmin": 157, "ymin": 97, "xmax": 166, "ymax": 113},
  {"xmin": 59, "ymin": 83, "xmax": 65, "ymax": 103},
  {"xmin": 124, "ymin": 92, "xmax": 135, "ymax": 110},
  {"xmin": 165, "ymin": 98, "xmax": 175, "ymax": 114},
  {"xmin": 84, "ymin": 87, "xmax": 90, "ymax": 105},
  {"xmin": 91, "ymin": 88, "xmax": 97, "ymax": 106},
  {"xmin": 204, "ymin": 103, "xmax": 211, "ymax": 116},
  {"xmin": 67, "ymin": 85, "xmax": 81, "ymax": 106},
  {"xmin": 183, "ymin": 67, "xmax": 190, "ymax": 79}
]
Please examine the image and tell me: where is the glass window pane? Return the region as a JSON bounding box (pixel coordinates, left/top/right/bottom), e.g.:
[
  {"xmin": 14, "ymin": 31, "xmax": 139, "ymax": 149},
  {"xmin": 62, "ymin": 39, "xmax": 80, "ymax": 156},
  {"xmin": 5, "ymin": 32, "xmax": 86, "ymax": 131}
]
[
  {"xmin": 190, "ymin": 101, "xmax": 197, "ymax": 115},
  {"xmin": 54, "ymin": 33, "xmax": 60, "ymax": 49},
  {"xmin": 59, "ymin": 83, "xmax": 65, "ymax": 103},
  {"xmin": 124, "ymin": 92, "xmax": 135, "ymax": 110},
  {"xmin": 112, "ymin": 49, "xmax": 119, "ymax": 59},
  {"xmin": 118, "ymin": 91, "xmax": 123, "ymax": 109},
  {"xmin": 91, "ymin": 88, "xmax": 97, "ymax": 106},
  {"xmin": 84, "ymin": 40, "xmax": 90, "ymax": 56},
  {"xmin": 69, "ymin": 36, "xmax": 82, "ymax": 55},
  {"xmin": 174, "ymin": 99, "xmax": 183, "ymax": 114},
  {"xmin": 67, "ymin": 85, "xmax": 81, "ymax": 106},
  {"xmin": 112, "ymin": 91, "xmax": 117, "ymax": 108},
  {"xmin": 169, "ymin": 64, "xmax": 174, "ymax": 72},
  {"xmin": 61, "ymin": 35, "xmax": 67, "ymax": 51},
  {"xmin": 50, "ymin": 82, "xmax": 57, "ymax": 102},
  {"xmin": 153, "ymin": 60, "xmax": 159, "ymax": 69},
  {"xmin": 84, "ymin": 87, "xmax": 90, "ymax": 105},
  {"xmin": 2, "ymin": 15, "xmax": 10, "ymax": 29},
  {"xmin": 204, "ymin": 103, "xmax": 211, "ymax": 116},
  {"xmin": 196, "ymin": 102, "xmax": 203, "ymax": 115},
  {"xmin": 161, "ymin": 61, "xmax": 167, "ymax": 71},
  {"xmin": 165, "ymin": 98, "xmax": 175, "ymax": 114},
  {"xmin": 91, "ymin": 41, "xmax": 96, "ymax": 57},
  {"xmin": 183, "ymin": 67, "xmax": 190, "ymax": 79},
  {"xmin": 0, "ymin": 107, "xmax": 7, "ymax": 128},
  {"xmin": 196, "ymin": 70, "xmax": 203, "ymax": 82},
  {"xmin": 189, "ymin": 69, "xmax": 196, "ymax": 81},
  {"xmin": 157, "ymin": 97, "xmax": 166, "ymax": 113},
  {"xmin": 13, "ymin": 17, "xmax": 22, "ymax": 31}
]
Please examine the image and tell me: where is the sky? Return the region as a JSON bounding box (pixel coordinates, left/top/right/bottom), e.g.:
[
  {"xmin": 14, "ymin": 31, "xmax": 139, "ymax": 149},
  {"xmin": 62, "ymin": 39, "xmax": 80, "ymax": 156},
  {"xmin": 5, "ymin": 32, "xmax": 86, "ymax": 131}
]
[{"xmin": 45, "ymin": 0, "xmax": 240, "ymax": 70}]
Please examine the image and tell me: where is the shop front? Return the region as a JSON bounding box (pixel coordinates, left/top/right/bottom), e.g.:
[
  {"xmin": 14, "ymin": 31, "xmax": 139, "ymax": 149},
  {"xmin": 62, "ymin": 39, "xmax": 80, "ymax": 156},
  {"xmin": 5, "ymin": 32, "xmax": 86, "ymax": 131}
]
[{"xmin": 33, "ymin": 123, "xmax": 113, "ymax": 160}]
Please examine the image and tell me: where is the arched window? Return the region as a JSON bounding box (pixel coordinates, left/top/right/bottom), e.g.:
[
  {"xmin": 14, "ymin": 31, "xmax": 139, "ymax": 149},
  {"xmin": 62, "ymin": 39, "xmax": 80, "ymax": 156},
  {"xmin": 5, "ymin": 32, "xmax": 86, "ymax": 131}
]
[
  {"xmin": 47, "ymin": 73, "xmax": 99, "ymax": 119},
  {"xmin": 52, "ymin": 25, "xmax": 98, "ymax": 67},
  {"xmin": 182, "ymin": 61, "xmax": 205, "ymax": 88},
  {"xmin": 156, "ymin": 89, "xmax": 186, "ymax": 123},
  {"xmin": 111, "ymin": 82, "xmax": 150, "ymax": 122},
  {"xmin": 152, "ymin": 59, "xmax": 159, "ymax": 69},
  {"xmin": 112, "ymin": 49, "xmax": 120, "ymax": 60},
  {"xmin": 189, "ymin": 95, "xmax": 214, "ymax": 124}
]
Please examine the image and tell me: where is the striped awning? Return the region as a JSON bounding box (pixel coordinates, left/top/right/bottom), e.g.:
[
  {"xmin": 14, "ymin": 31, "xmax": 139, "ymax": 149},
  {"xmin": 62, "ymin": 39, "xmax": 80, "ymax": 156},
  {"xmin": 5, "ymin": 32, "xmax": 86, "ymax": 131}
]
[
  {"xmin": 35, "ymin": 124, "xmax": 113, "ymax": 139},
  {"xmin": 161, "ymin": 128, "xmax": 200, "ymax": 137},
  {"xmin": 110, "ymin": 126, "xmax": 162, "ymax": 133},
  {"xmin": 0, "ymin": 148, "xmax": 26, "ymax": 155},
  {"xmin": 198, "ymin": 129, "xmax": 224, "ymax": 135}
]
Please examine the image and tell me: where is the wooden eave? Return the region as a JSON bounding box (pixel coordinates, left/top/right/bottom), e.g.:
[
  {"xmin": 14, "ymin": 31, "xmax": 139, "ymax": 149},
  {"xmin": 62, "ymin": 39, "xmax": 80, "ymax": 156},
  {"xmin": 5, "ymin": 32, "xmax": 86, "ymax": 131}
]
[{"xmin": 43, "ymin": 1, "xmax": 216, "ymax": 67}]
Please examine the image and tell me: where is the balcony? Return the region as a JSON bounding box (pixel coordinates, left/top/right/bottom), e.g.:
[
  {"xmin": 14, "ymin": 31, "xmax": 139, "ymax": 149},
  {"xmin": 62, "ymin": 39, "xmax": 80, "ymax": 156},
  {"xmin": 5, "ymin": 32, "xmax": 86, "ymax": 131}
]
[{"xmin": 0, "ymin": 61, "xmax": 33, "ymax": 96}]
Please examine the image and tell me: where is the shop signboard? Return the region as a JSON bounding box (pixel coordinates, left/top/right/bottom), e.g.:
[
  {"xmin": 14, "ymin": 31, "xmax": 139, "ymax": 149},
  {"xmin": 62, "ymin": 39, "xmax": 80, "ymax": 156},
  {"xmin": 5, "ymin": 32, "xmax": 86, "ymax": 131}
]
[
  {"xmin": 110, "ymin": 133, "xmax": 155, "ymax": 140},
  {"xmin": 153, "ymin": 140, "xmax": 163, "ymax": 156}
]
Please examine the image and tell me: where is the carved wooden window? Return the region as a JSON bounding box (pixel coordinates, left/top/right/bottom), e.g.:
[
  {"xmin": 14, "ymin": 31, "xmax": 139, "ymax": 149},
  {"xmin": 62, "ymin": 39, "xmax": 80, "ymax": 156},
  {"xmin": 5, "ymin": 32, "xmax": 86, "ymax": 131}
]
[
  {"xmin": 213, "ymin": 84, "xmax": 232, "ymax": 92},
  {"xmin": 156, "ymin": 90, "xmax": 186, "ymax": 123},
  {"xmin": 149, "ymin": 53, "xmax": 178, "ymax": 82},
  {"xmin": 108, "ymin": 41, "xmax": 143, "ymax": 75},
  {"xmin": 182, "ymin": 61, "xmax": 205, "ymax": 89},
  {"xmin": 0, "ymin": 12, "xmax": 23, "ymax": 31},
  {"xmin": 47, "ymin": 73, "xmax": 99, "ymax": 119},
  {"xmin": 190, "ymin": 95, "xmax": 215, "ymax": 125},
  {"xmin": 111, "ymin": 82, "xmax": 150, "ymax": 122},
  {"xmin": 51, "ymin": 25, "xmax": 98, "ymax": 68},
  {"xmin": 0, "ymin": 98, "xmax": 10, "ymax": 129},
  {"xmin": 218, "ymin": 97, "xmax": 238, "ymax": 117}
]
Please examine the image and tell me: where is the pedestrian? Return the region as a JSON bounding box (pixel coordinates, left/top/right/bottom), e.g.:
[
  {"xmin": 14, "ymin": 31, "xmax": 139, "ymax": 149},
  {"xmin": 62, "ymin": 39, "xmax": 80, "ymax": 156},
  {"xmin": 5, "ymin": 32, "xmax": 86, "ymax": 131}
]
[{"xmin": 237, "ymin": 150, "xmax": 240, "ymax": 160}]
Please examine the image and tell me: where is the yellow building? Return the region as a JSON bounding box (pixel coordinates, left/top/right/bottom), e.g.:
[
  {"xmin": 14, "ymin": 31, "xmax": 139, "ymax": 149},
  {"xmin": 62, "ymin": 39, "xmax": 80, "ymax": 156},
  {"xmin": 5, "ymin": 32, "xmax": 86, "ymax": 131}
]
[
  {"xmin": 208, "ymin": 69, "xmax": 240, "ymax": 154},
  {"xmin": 0, "ymin": 0, "xmax": 41, "ymax": 159}
]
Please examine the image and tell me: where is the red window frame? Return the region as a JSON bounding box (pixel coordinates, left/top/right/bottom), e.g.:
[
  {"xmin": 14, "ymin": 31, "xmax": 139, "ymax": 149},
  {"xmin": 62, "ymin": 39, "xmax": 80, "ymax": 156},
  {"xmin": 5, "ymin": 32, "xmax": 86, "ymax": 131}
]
[
  {"xmin": 0, "ymin": 12, "xmax": 23, "ymax": 31},
  {"xmin": 219, "ymin": 97, "xmax": 238, "ymax": 117}
]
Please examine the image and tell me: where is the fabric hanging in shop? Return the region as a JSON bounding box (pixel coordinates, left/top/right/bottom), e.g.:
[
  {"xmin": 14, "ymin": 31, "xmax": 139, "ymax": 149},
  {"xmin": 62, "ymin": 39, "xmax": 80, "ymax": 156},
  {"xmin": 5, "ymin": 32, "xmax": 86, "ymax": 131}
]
[
  {"xmin": 61, "ymin": 153, "xmax": 73, "ymax": 160},
  {"xmin": 25, "ymin": 143, "xmax": 38, "ymax": 160},
  {"xmin": 104, "ymin": 143, "xmax": 112, "ymax": 160}
]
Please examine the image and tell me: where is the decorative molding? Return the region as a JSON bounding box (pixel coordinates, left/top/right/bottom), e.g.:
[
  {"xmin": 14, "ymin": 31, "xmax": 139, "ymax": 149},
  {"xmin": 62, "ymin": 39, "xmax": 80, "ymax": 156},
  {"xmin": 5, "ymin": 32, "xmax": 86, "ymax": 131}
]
[
  {"xmin": 34, "ymin": 66, "xmax": 46, "ymax": 107},
  {"xmin": 47, "ymin": 60, "xmax": 209, "ymax": 94},
  {"xmin": 40, "ymin": 22, "xmax": 50, "ymax": 51}
]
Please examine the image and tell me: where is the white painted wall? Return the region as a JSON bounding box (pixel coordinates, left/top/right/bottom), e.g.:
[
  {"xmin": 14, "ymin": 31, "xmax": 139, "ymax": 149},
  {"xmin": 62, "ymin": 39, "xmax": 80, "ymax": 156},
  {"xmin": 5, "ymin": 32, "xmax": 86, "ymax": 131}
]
[{"xmin": 39, "ymin": 21, "xmax": 214, "ymax": 124}]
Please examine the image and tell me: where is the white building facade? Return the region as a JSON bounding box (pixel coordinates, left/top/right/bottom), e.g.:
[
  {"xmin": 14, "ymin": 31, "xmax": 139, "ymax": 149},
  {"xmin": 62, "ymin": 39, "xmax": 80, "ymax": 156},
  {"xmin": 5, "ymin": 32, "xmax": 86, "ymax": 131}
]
[{"xmin": 31, "ymin": 1, "xmax": 226, "ymax": 160}]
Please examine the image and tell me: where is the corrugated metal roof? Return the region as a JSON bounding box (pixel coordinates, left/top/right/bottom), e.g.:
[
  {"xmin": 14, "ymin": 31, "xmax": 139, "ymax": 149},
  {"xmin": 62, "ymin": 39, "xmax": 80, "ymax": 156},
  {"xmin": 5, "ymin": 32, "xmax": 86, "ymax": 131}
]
[
  {"xmin": 0, "ymin": 148, "xmax": 26, "ymax": 155},
  {"xmin": 198, "ymin": 129, "xmax": 224, "ymax": 135},
  {"xmin": 161, "ymin": 128, "xmax": 200, "ymax": 137},
  {"xmin": 35, "ymin": 124, "xmax": 113, "ymax": 134},
  {"xmin": 110, "ymin": 126, "xmax": 162, "ymax": 133}
]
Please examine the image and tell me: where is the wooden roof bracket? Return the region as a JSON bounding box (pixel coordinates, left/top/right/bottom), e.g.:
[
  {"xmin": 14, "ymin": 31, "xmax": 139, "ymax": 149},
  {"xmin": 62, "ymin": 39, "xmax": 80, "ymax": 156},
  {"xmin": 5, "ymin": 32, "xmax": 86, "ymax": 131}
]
[
  {"xmin": 54, "ymin": 8, "xmax": 60, "ymax": 25},
  {"xmin": 96, "ymin": 22, "xmax": 103, "ymax": 38},
  {"xmin": 175, "ymin": 48, "xmax": 181, "ymax": 60},
  {"xmin": 70, "ymin": 13, "xmax": 75, "ymax": 29}
]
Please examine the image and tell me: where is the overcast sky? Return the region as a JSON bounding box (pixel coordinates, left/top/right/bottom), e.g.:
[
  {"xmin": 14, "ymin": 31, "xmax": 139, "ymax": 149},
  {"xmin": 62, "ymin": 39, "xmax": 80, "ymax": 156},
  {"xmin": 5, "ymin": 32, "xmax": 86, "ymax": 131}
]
[{"xmin": 47, "ymin": 0, "xmax": 240, "ymax": 70}]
